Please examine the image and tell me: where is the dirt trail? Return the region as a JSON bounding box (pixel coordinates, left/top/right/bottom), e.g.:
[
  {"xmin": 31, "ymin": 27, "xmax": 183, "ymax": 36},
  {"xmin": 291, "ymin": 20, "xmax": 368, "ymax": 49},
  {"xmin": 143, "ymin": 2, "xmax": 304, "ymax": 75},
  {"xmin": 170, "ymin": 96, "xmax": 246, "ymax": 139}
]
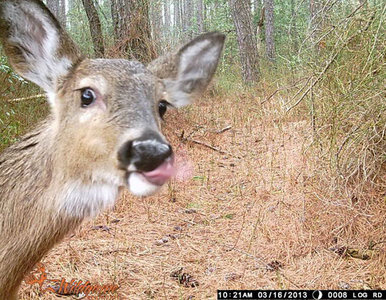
[{"xmin": 20, "ymin": 92, "xmax": 385, "ymax": 299}]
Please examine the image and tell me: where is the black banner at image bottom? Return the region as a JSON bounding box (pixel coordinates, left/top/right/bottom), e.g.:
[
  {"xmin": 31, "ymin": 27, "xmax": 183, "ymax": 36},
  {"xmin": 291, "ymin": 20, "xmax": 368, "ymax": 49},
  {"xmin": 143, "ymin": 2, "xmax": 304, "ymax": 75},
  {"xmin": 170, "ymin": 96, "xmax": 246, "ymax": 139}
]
[{"xmin": 217, "ymin": 290, "xmax": 386, "ymax": 300}]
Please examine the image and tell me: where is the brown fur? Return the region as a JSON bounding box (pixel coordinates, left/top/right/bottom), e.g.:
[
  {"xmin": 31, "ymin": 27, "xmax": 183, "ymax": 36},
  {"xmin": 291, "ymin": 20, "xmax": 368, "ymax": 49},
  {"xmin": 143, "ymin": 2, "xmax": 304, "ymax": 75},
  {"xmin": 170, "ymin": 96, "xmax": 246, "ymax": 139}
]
[{"xmin": 0, "ymin": 122, "xmax": 81, "ymax": 298}]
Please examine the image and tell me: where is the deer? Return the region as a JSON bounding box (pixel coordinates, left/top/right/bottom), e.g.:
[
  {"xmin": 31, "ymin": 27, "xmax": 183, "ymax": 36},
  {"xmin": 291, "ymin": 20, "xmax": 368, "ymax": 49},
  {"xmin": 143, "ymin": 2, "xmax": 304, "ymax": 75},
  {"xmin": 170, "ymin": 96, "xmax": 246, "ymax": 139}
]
[{"xmin": 0, "ymin": 0, "xmax": 225, "ymax": 298}]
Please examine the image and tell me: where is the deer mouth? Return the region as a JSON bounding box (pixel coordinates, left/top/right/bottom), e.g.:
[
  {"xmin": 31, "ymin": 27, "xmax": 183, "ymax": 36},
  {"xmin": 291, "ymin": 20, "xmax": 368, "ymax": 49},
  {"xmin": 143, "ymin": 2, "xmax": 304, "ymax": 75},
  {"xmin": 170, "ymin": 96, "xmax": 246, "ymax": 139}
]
[
  {"xmin": 139, "ymin": 156, "xmax": 175, "ymax": 186},
  {"xmin": 126, "ymin": 156, "xmax": 175, "ymax": 196}
]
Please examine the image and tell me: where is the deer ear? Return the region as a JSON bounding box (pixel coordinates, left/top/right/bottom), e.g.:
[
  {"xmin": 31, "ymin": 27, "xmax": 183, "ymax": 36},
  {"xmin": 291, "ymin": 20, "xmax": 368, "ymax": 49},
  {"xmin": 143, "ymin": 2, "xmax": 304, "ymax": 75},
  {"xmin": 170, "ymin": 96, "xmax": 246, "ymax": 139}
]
[
  {"xmin": 148, "ymin": 32, "xmax": 225, "ymax": 107},
  {"xmin": 0, "ymin": 0, "xmax": 82, "ymax": 99}
]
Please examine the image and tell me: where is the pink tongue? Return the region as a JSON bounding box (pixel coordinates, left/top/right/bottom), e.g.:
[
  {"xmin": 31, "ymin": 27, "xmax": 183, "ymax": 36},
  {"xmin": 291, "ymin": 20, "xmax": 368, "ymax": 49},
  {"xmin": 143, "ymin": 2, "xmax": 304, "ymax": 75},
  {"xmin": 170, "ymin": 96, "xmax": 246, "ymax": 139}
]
[{"xmin": 142, "ymin": 158, "xmax": 175, "ymax": 186}]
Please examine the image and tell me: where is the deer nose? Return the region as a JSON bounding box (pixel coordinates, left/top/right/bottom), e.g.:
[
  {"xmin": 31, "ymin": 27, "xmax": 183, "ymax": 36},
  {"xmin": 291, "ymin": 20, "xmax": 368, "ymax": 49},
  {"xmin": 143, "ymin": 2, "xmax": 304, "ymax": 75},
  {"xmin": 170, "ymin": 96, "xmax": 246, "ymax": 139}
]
[{"xmin": 118, "ymin": 131, "xmax": 173, "ymax": 172}]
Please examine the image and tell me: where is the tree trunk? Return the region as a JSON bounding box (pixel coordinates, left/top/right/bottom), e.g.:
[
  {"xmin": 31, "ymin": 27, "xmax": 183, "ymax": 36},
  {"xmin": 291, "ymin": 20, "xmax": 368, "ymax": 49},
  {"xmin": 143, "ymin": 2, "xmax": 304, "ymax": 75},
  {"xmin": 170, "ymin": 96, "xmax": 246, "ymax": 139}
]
[
  {"xmin": 128, "ymin": 0, "xmax": 156, "ymax": 62},
  {"xmin": 264, "ymin": 0, "xmax": 275, "ymax": 62},
  {"xmin": 46, "ymin": 0, "xmax": 66, "ymax": 27},
  {"xmin": 150, "ymin": 0, "xmax": 163, "ymax": 47},
  {"xmin": 229, "ymin": 0, "xmax": 260, "ymax": 83},
  {"xmin": 174, "ymin": 0, "xmax": 181, "ymax": 29},
  {"xmin": 253, "ymin": 0, "xmax": 262, "ymax": 32},
  {"xmin": 197, "ymin": 0, "xmax": 204, "ymax": 33},
  {"xmin": 46, "ymin": 0, "xmax": 59, "ymax": 20},
  {"xmin": 81, "ymin": 0, "xmax": 105, "ymax": 57},
  {"xmin": 59, "ymin": 0, "xmax": 66, "ymax": 28},
  {"xmin": 184, "ymin": 0, "xmax": 193, "ymax": 40},
  {"xmin": 180, "ymin": 0, "xmax": 185, "ymax": 34},
  {"xmin": 110, "ymin": 0, "xmax": 120, "ymax": 43},
  {"xmin": 256, "ymin": 5, "xmax": 265, "ymax": 53},
  {"xmin": 110, "ymin": 0, "xmax": 156, "ymax": 62},
  {"xmin": 164, "ymin": 0, "xmax": 170, "ymax": 39}
]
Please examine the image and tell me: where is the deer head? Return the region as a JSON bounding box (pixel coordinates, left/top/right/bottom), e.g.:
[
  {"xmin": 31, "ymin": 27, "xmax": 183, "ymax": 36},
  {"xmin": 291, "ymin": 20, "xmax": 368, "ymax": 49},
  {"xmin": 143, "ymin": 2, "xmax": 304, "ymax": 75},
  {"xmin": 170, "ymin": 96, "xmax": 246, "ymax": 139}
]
[{"xmin": 0, "ymin": 0, "xmax": 225, "ymax": 219}]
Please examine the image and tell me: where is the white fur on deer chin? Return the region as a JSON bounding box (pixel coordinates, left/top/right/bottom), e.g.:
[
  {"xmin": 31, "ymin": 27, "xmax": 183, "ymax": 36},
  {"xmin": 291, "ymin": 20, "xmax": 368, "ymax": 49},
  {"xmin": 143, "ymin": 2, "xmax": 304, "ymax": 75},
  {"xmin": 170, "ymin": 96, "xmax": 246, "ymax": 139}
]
[
  {"xmin": 59, "ymin": 181, "xmax": 119, "ymax": 218},
  {"xmin": 58, "ymin": 174, "xmax": 160, "ymax": 218},
  {"xmin": 128, "ymin": 172, "xmax": 161, "ymax": 197}
]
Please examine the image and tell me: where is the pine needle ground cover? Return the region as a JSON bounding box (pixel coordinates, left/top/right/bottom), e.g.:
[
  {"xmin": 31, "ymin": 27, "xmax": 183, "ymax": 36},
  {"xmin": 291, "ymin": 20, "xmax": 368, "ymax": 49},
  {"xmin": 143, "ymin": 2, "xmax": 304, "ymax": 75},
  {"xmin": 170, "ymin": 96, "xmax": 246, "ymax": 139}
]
[{"xmin": 16, "ymin": 85, "xmax": 385, "ymax": 299}]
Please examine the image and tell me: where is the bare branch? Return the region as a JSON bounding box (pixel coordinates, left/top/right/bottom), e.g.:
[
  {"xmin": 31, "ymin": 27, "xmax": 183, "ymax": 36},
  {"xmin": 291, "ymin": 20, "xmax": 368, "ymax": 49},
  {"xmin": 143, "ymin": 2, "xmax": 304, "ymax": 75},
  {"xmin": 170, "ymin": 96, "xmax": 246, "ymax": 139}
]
[{"xmin": 5, "ymin": 94, "xmax": 45, "ymax": 102}]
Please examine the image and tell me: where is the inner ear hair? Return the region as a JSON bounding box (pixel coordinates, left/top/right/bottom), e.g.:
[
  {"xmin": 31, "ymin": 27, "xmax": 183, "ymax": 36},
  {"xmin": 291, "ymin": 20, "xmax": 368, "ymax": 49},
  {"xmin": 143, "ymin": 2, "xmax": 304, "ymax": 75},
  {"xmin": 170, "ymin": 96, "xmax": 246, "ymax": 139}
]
[
  {"xmin": 0, "ymin": 0, "xmax": 82, "ymax": 96},
  {"xmin": 153, "ymin": 32, "xmax": 225, "ymax": 107}
]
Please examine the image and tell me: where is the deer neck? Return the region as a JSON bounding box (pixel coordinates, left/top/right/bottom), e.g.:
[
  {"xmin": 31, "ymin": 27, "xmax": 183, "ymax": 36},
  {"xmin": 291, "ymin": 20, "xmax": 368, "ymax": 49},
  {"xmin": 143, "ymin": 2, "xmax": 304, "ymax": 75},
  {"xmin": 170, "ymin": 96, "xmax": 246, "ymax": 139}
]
[{"xmin": 0, "ymin": 121, "xmax": 82, "ymax": 298}]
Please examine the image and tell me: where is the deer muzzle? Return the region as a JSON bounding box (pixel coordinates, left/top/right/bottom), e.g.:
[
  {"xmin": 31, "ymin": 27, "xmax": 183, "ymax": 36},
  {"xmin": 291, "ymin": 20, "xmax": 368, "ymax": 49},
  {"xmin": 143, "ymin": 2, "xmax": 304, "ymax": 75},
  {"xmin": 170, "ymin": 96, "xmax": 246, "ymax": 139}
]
[{"xmin": 118, "ymin": 131, "xmax": 175, "ymax": 189}]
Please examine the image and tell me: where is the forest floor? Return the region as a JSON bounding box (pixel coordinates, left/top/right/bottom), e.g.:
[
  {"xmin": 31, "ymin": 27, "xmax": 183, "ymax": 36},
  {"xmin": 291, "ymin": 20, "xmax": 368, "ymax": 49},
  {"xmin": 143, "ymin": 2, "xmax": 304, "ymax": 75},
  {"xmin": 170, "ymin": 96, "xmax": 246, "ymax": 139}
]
[{"xmin": 19, "ymin": 86, "xmax": 386, "ymax": 299}]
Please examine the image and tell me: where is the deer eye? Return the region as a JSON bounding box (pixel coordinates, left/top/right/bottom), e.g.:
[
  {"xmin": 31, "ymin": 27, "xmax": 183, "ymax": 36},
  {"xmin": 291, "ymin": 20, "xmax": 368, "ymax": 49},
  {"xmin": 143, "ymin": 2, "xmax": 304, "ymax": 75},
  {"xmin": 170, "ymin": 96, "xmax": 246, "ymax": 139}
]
[
  {"xmin": 80, "ymin": 88, "xmax": 96, "ymax": 107},
  {"xmin": 158, "ymin": 100, "xmax": 168, "ymax": 119}
]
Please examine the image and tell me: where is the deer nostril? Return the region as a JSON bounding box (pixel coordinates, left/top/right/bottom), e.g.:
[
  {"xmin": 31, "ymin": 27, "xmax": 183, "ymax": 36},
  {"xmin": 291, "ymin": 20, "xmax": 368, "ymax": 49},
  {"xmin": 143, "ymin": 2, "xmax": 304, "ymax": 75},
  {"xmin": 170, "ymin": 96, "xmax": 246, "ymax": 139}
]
[
  {"xmin": 131, "ymin": 140, "xmax": 173, "ymax": 172},
  {"xmin": 117, "ymin": 136, "xmax": 173, "ymax": 172}
]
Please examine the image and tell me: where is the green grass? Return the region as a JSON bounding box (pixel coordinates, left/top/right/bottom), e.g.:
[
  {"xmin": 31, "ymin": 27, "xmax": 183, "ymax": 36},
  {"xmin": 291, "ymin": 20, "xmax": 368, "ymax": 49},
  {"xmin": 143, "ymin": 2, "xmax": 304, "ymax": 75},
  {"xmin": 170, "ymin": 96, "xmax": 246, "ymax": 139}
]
[{"xmin": 0, "ymin": 68, "xmax": 48, "ymax": 152}]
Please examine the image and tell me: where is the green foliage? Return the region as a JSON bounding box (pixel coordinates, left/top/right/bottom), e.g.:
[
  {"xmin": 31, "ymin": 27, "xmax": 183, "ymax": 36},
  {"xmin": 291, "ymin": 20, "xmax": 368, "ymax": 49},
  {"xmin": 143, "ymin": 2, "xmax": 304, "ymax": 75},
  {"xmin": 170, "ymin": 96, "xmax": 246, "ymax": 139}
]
[
  {"xmin": 66, "ymin": 0, "xmax": 114, "ymax": 56},
  {"xmin": 0, "ymin": 51, "xmax": 46, "ymax": 151},
  {"xmin": 0, "ymin": 95, "xmax": 48, "ymax": 152},
  {"xmin": 93, "ymin": 0, "xmax": 115, "ymax": 50},
  {"xmin": 203, "ymin": 2, "xmax": 239, "ymax": 78},
  {"xmin": 0, "ymin": 55, "xmax": 27, "ymax": 95},
  {"xmin": 301, "ymin": 3, "xmax": 385, "ymax": 192},
  {"xmin": 66, "ymin": 1, "xmax": 94, "ymax": 55},
  {"xmin": 273, "ymin": 1, "xmax": 308, "ymax": 64}
]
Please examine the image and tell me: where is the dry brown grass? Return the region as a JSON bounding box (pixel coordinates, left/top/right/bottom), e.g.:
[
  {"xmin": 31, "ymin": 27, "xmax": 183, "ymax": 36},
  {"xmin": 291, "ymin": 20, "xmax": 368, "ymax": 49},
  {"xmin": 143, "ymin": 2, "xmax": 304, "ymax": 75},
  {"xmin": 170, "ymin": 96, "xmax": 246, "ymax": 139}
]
[{"xmin": 17, "ymin": 83, "xmax": 385, "ymax": 299}]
